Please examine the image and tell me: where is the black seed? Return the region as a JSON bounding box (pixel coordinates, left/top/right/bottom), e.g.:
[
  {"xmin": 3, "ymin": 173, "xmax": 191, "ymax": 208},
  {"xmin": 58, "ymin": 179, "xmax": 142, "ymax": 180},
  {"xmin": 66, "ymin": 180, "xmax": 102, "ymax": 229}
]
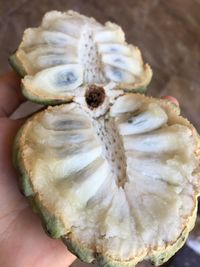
[
  {"xmin": 133, "ymin": 119, "xmax": 146, "ymax": 126},
  {"xmin": 110, "ymin": 47, "xmax": 117, "ymax": 52},
  {"xmin": 51, "ymin": 59, "xmax": 63, "ymax": 65},
  {"xmin": 111, "ymin": 68, "xmax": 123, "ymax": 81},
  {"xmin": 114, "ymin": 57, "xmax": 122, "ymax": 63},
  {"xmin": 56, "ymin": 71, "xmax": 77, "ymax": 86}
]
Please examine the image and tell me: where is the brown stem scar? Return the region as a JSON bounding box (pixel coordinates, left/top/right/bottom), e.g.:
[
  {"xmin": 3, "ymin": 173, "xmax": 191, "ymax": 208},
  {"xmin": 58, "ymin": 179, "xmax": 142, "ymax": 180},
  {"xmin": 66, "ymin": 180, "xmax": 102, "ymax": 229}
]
[{"xmin": 85, "ymin": 85, "xmax": 105, "ymax": 109}]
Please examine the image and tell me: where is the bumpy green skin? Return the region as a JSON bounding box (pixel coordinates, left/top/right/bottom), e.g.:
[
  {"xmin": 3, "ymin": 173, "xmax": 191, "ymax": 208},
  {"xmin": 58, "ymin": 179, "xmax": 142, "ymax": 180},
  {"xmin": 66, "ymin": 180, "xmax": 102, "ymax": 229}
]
[
  {"xmin": 9, "ymin": 54, "xmax": 26, "ymax": 77},
  {"xmin": 136, "ymin": 87, "xmax": 146, "ymax": 94},
  {"xmin": 122, "ymin": 86, "xmax": 148, "ymax": 94},
  {"xmin": 97, "ymin": 255, "xmax": 138, "ymax": 267},
  {"xmin": 31, "ymin": 195, "xmax": 66, "ymax": 239},
  {"xmin": 13, "ymin": 125, "xmax": 34, "ymax": 197},
  {"xmin": 22, "ymin": 83, "xmax": 69, "ymax": 106},
  {"xmin": 62, "ymin": 236, "xmax": 95, "ymax": 263}
]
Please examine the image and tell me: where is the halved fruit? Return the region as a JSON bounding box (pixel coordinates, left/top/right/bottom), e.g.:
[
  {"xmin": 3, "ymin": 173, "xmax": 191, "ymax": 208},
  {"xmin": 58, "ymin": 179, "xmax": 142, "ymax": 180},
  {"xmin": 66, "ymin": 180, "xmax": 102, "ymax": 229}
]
[
  {"xmin": 14, "ymin": 87, "xmax": 200, "ymax": 267},
  {"xmin": 10, "ymin": 10, "xmax": 152, "ymax": 104}
]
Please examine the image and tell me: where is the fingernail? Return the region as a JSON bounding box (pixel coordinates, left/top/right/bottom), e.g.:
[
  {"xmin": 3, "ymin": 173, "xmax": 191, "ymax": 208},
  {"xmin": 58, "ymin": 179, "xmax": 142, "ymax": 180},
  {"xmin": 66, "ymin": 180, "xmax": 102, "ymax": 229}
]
[{"xmin": 161, "ymin": 95, "xmax": 179, "ymax": 107}]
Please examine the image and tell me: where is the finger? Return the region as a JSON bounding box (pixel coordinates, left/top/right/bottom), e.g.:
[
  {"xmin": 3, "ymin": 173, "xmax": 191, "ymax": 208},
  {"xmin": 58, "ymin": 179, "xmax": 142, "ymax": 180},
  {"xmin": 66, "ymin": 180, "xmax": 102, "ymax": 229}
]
[
  {"xmin": 0, "ymin": 118, "xmax": 25, "ymax": 170},
  {"xmin": 0, "ymin": 118, "xmax": 26, "ymax": 212},
  {"xmin": 0, "ymin": 72, "xmax": 26, "ymax": 117},
  {"xmin": 161, "ymin": 95, "xmax": 179, "ymax": 107}
]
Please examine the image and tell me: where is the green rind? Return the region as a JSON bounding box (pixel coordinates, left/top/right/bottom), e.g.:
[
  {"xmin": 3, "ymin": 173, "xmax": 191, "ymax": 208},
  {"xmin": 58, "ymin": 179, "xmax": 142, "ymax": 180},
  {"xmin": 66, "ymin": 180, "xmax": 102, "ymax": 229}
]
[
  {"xmin": 117, "ymin": 86, "xmax": 147, "ymax": 95},
  {"xmin": 133, "ymin": 86, "xmax": 147, "ymax": 94},
  {"xmin": 32, "ymin": 196, "xmax": 66, "ymax": 239},
  {"xmin": 9, "ymin": 53, "xmax": 26, "ymax": 77},
  {"xmin": 22, "ymin": 83, "xmax": 70, "ymax": 105},
  {"xmin": 13, "ymin": 125, "xmax": 34, "ymax": 196},
  {"xmin": 150, "ymin": 231, "xmax": 188, "ymax": 266},
  {"xmin": 96, "ymin": 255, "xmax": 138, "ymax": 267},
  {"xmin": 62, "ymin": 236, "xmax": 95, "ymax": 263}
]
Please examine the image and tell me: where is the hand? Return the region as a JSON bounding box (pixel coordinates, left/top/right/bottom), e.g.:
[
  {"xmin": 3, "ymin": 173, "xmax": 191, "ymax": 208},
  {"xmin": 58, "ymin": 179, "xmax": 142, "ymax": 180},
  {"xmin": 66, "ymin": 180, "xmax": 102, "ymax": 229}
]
[{"xmin": 0, "ymin": 72, "xmax": 76, "ymax": 267}]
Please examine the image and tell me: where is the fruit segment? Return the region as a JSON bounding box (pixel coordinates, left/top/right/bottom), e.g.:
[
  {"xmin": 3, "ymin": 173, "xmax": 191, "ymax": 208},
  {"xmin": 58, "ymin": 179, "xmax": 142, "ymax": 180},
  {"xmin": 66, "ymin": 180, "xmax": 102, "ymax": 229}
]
[
  {"xmin": 10, "ymin": 11, "xmax": 152, "ymax": 104},
  {"xmin": 15, "ymin": 92, "xmax": 200, "ymax": 266},
  {"xmin": 22, "ymin": 64, "xmax": 83, "ymax": 101},
  {"xmin": 118, "ymin": 103, "xmax": 168, "ymax": 135}
]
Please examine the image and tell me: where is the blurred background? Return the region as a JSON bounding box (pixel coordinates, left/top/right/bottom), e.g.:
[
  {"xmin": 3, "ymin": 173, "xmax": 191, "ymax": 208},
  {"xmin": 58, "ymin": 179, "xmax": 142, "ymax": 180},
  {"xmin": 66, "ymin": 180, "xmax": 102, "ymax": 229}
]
[{"xmin": 0, "ymin": 0, "xmax": 200, "ymax": 267}]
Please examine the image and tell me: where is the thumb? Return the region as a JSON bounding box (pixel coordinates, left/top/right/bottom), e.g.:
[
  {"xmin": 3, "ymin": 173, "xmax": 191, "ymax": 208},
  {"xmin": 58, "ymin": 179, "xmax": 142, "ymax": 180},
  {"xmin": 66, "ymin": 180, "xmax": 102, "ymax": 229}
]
[{"xmin": 0, "ymin": 118, "xmax": 26, "ymax": 169}]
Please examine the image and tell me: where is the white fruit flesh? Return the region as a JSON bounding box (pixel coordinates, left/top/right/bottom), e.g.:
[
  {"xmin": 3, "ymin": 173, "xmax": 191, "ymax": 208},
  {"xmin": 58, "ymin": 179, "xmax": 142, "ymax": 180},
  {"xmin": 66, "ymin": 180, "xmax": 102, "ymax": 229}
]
[
  {"xmin": 14, "ymin": 11, "xmax": 152, "ymax": 101},
  {"xmin": 20, "ymin": 93, "xmax": 200, "ymax": 263},
  {"xmin": 22, "ymin": 64, "xmax": 83, "ymax": 99}
]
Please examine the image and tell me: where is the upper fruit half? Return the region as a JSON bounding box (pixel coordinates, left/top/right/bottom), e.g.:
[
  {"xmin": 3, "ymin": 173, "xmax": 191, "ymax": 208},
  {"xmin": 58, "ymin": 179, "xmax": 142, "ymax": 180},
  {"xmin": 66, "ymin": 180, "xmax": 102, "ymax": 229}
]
[{"xmin": 9, "ymin": 10, "xmax": 152, "ymax": 104}]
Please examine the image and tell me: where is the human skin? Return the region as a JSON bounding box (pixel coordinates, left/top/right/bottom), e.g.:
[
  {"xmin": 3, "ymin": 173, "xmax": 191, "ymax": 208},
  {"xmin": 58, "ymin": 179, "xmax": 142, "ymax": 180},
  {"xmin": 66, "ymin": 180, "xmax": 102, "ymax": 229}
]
[{"xmin": 0, "ymin": 72, "xmax": 76, "ymax": 267}]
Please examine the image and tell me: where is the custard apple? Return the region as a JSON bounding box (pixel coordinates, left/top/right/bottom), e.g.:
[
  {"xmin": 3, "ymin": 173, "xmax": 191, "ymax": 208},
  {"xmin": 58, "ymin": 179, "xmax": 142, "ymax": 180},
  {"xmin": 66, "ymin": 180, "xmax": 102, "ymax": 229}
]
[{"xmin": 10, "ymin": 10, "xmax": 200, "ymax": 267}]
